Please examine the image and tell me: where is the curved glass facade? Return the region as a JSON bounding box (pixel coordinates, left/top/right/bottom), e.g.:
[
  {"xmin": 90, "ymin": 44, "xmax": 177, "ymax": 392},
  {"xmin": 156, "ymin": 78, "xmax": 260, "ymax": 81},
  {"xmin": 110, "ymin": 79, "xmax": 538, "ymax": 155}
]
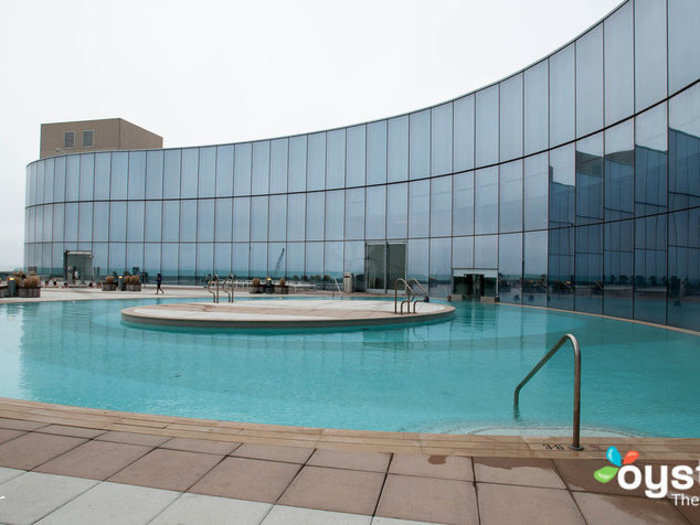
[{"xmin": 24, "ymin": 0, "xmax": 700, "ymax": 330}]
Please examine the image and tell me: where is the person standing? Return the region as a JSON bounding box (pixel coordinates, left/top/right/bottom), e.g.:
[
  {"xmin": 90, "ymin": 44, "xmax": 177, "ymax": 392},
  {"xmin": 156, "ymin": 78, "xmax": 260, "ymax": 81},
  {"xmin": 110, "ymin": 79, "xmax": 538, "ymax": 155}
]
[{"xmin": 156, "ymin": 272, "xmax": 165, "ymax": 295}]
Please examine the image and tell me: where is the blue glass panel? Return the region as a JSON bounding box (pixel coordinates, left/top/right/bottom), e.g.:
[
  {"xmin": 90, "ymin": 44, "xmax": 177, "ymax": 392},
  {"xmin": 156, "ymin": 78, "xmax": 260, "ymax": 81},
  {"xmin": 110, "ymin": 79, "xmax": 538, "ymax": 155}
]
[
  {"xmin": 109, "ymin": 202, "xmax": 126, "ymax": 242},
  {"xmin": 286, "ymin": 243, "xmax": 304, "ymax": 279},
  {"xmin": 635, "ymin": 104, "xmax": 667, "ymax": 217},
  {"xmin": 43, "ymin": 157, "xmax": 54, "ymax": 204},
  {"xmin": 215, "ymin": 145, "xmax": 234, "ymax": 197},
  {"xmin": 214, "ymin": 198, "xmax": 233, "ymax": 242},
  {"xmin": 288, "ymin": 136, "xmax": 307, "ymax": 192},
  {"xmin": 387, "ymin": 183, "xmax": 407, "ymax": 239},
  {"xmin": 635, "ymin": 0, "xmax": 667, "ymax": 110},
  {"xmin": 109, "ymin": 243, "xmax": 126, "ymax": 274},
  {"xmin": 549, "ymin": 44, "xmax": 575, "ymax": 146},
  {"xmin": 146, "ymin": 150, "xmax": 163, "ymax": 199},
  {"xmin": 454, "ymin": 95, "xmax": 475, "ymax": 171},
  {"xmin": 163, "ymin": 150, "xmax": 181, "ymax": 199},
  {"xmin": 214, "ymin": 243, "xmax": 232, "ymax": 276},
  {"xmin": 145, "ymin": 201, "xmax": 161, "ymax": 242},
  {"xmin": 232, "ymin": 243, "xmax": 249, "ymax": 277},
  {"xmin": 430, "ymin": 176, "xmax": 452, "ymax": 237},
  {"xmin": 388, "ymin": 116, "xmax": 409, "ymax": 182},
  {"xmin": 180, "ymin": 200, "xmax": 196, "ymax": 242},
  {"xmin": 524, "ymin": 153, "xmax": 548, "ymax": 231},
  {"xmin": 347, "ymin": 125, "xmax": 366, "ymax": 187},
  {"xmin": 668, "ymin": 0, "xmax": 700, "ymax": 94},
  {"xmin": 407, "ymin": 239, "xmax": 428, "ymax": 282},
  {"xmin": 127, "ymin": 201, "xmax": 145, "ymax": 241},
  {"xmin": 452, "ymin": 236, "xmax": 474, "ymax": 269},
  {"xmin": 144, "ymin": 243, "xmax": 161, "ymax": 277},
  {"xmin": 575, "ymin": 223, "xmax": 603, "ymax": 314},
  {"xmin": 162, "ymin": 201, "xmax": 179, "ymax": 242},
  {"xmin": 252, "ymin": 141, "xmax": 270, "ymax": 194},
  {"xmin": 233, "ymin": 197, "xmax": 250, "ymax": 242},
  {"xmin": 499, "ymin": 74, "xmax": 523, "ymax": 161},
  {"xmin": 269, "ymin": 194, "xmax": 287, "ymax": 241},
  {"xmin": 326, "ymin": 129, "xmax": 345, "ymax": 189},
  {"xmin": 196, "ymin": 243, "xmax": 214, "ymax": 279},
  {"xmin": 367, "ymin": 120, "xmax": 387, "ymax": 184},
  {"xmin": 453, "ymin": 172, "xmax": 474, "ymax": 236},
  {"xmin": 524, "ymin": 61, "xmax": 548, "ymax": 155},
  {"xmin": 475, "ymin": 86, "xmax": 499, "ymax": 167},
  {"xmin": 306, "ymin": 192, "xmax": 324, "ymax": 241},
  {"xmin": 287, "ymin": 194, "xmax": 305, "ymax": 242},
  {"xmin": 499, "ymin": 233, "xmax": 522, "ymax": 304},
  {"xmin": 161, "ymin": 243, "xmax": 179, "ymax": 281},
  {"xmin": 324, "ymin": 242, "xmax": 343, "ymax": 278},
  {"xmin": 429, "ymin": 237, "xmax": 451, "ymax": 296},
  {"xmin": 198, "ymin": 146, "xmax": 216, "ymax": 198},
  {"xmin": 431, "ymin": 103, "xmax": 452, "ymax": 176},
  {"xmin": 93, "ymin": 202, "xmax": 108, "ymax": 242},
  {"xmin": 127, "ymin": 151, "xmax": 146, "ymax": 200},
  {"xmin": 53, "ymin": 156, "xmax": 66, "ymax": 202},
  {"xmin": 250, "ymin": 196, "xmax": 268, "ymax": 242},
  {"xmin": 575, "ymin": 133, "xmax": 604, "ymax": 225},
  {"xmin": 576, "ymin": 25, "xmax": 604, "ymax": 137},
  {"xmin": 180, "ymin": 148, "xmax": 198, "ymax": 199},
  {"xmin": 270, "ymin": 139, "xmax": 288, "ymax": 194},
  {"xmin": 634, "ymin": 214, "xmax": 667, "ymax": 323},
  {"xmin": 345, "ymin": 188, "xmax": 364, "ymax": 240},
  {"xmin": 523, "ymin": 230, "xmax": 547, "ymax": 306},
  {"xmin": 268, "ymin": 242, "xmax": 286, "ymax": 278},
  {"xmin": 79, "ymin": 154, "xmax": 94, "ymax": 201},
  {"xmin": 305, "ymin": 242, "xmax": 323, "ymax": 278},
  {"xmin": 179, "ymin": 243, "xmax": 196, "ymax": 281},
  {"xmin": 409, "ymin": 110, "xmax": 430, "ymax": 180},
  {"xmin": 307, "ymin": 132, "xmax": 326, "ymax": 191},
  {"xmin": 325, "ymin": 190, "xmax": 344, "ymax": 240},
  {"xmin": 366, "ymin": 186, "xmax": 386, "ymax": 240},
  {"xmin": 475, "ymin": 235, "xmax": 498, "ymax": 268},
  {"xmin": 197, "ymin": 199, "xmax": 215, "ymax": 242},
  {"xmin": 65, "ymin": 155, "xmax": 80, "ymax": 201},
  {"xmin": 409, "ymin": 180, "xmax": 429, "ymax": 238},
  {"xmin": 475, "ymin": 167, "xmax": 498, "ymax": 234},
  {"xmin": 250, "ymin": 243, "xmax": 267, "ymax": 277},
  {"xmin": 604, "ymin": 1, "xmax": 634, "ymax": 125},
  {"xmin": 126, "ymin": 242, "xmax": 143, "ymax": 273},
  {"xmin": 499, "ymin": 160, "xmax": 522, "ymax": 233},
  {"xmin": 669, "ymin": 84, "xmax": 700, "ymax": 212},
  {"xmin": 109, "ymin": 152, "xmax": 128, "ymax": 200},
  {"xmin": 234, "ymin": 143, "xmax": 252, "ymax": 196},
  {"xmin": 64, "ymin": 203, "xmax": 78, "ymax": 242}
]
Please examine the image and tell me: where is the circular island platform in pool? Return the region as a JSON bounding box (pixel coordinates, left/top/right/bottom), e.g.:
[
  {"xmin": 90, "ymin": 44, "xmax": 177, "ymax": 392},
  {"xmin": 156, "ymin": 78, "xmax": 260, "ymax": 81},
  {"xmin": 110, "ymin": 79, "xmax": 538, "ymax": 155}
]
[{"xmin": 121, "ymin": 299, "xmax": 455, "ymax": 329}]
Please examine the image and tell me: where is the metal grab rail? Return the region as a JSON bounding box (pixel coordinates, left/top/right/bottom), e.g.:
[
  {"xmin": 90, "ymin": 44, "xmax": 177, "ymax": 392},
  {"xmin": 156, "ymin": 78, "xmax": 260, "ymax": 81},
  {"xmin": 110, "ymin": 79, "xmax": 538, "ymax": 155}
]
[
  {"xmin": 331, "ymin": 277, "xmax": 343, "ymax": 299},
  {"xmin": 223, "ymin": 275, "xmax": 234, "ymax": 303},
  {"xmin": 407, "ymin": 279, "xmax": 429, "ymax": 311},
  {"xmin": 393, "ymin": 278, "xmax": 415, "ymax": 314},
  {"xmin": 207, "ymin": 277, "xmax": 220, "ymax": 303},
  {"xmin": 513, "ymin": 334, "xmax": 582, "ymax": 451}
]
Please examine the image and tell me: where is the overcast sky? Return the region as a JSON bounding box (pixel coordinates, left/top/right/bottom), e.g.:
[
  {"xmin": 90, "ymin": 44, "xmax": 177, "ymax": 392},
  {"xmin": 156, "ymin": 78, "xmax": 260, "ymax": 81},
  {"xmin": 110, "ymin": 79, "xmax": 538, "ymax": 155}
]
[{"xmin": 0, "ymin": 0, "xmax": 622, "ymax": 270}]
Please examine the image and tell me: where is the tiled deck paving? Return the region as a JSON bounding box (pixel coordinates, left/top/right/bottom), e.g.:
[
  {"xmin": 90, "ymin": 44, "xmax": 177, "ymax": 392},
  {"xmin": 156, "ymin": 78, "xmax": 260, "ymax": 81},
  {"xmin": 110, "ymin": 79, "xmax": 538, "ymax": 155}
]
[{"xmin": 0, "ymin": 399, "xmax": 699, "ymax": 524}]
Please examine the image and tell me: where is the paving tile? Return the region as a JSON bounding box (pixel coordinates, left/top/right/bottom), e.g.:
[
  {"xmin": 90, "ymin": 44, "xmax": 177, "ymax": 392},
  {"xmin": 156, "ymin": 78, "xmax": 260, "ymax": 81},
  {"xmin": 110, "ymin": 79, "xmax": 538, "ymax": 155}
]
[
  {"xmin": 109, "ymin": 448, "xmax": 222, "ymax": 491},
  {"xmin": 37, "ymin": 424, "xmax": 106, "ymax": 439},
  {"xmin": 190, "ymin": 457, "xmax": 300, "ymax": 503},
  {"xmin": 308, "ymin": 449, "xmax": 391, "ymax": 472},
  {"xmin": 150, "ymin": 493, "xmax": 271, "ymax": 525},
  {"xmin": 263, "ymin": 505, "xmax": 372, "ymax": 524},
  {"xmin": 95, "ymin": 430, "xmax": 170, "ymax": 447},
  {"xmin": 477, "ymin": 483, "xmax": 583, "ymax": 524},
  {"xmin": 161, "ymin": 437, "xmax": 240, "ymax": 456},
  {"xmin": 0, "ymin": 428, "xmax": 24, "ymax": 445},
  {"xmin": 35, "ymin": 440, "xmax": 152, "ymax": 480},
  {"xmin": 0, "ymin": 471, "xmax": 97, "ymax": 525},
  {"xmin": 0, "ymin": 417, "xmax": 46, "ymax": 431},
  {"xmin": 36, "ymin": 481, "xmax": 179, "ymax": 525},
  {"xmin": 279, "ymin": 466, "xmax": 384, "ymax": 515},
  {"xmin": 554, "ymin": 459, "xmax": 646, "ymax": 497},
  {"xmin": 371, "ymin": 518, "xmax": 441, "ymax": 525},
  {"xmin": 389, "ymin": 453, "xmax": 473, "ymax": 481},
  {"xmin": 0, "ymin": 466, "xmax": 24, "ymax": 485},
  {"xmin": 474, "ymin": 457, "xmax": 565, "ymax": 489},
  {"xmin": 232, "ymin": 443, "xmax": 314, "ymax": 464},
  {"xmin": 573, "ymin": 492, "xmax": 688, "ymax": 524},
  {"xmin": 0, "ymin": 432, "xmax": 86, "ymax": 470},
  {"xmin": 376, "ymin": 474, "xmax": 478, "ymax": 525}
]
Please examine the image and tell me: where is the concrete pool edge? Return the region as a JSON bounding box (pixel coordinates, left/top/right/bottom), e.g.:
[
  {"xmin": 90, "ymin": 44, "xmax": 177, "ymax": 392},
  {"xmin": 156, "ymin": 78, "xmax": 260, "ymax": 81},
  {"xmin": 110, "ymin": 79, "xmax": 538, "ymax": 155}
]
[{"xmin": 1, "ymin": 397, "xmax": 699, "ymax": 461}]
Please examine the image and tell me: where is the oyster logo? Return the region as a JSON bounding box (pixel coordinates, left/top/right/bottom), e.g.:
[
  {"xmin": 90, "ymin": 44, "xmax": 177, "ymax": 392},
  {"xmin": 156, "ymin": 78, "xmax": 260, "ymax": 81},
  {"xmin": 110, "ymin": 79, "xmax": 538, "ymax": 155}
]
[
  {"xmin": 594, "ymin": 446, "xmax": 700, "ymax": 501},
  {"xmin": 594, "ymin": 446, "xmax": 639, "ymax": 483}
]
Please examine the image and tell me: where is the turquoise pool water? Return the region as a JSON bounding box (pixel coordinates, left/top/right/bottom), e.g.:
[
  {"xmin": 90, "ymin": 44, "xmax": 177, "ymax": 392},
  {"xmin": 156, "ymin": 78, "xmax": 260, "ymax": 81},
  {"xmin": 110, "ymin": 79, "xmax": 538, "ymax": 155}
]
[{"xmin": 0, "ymin": 297, "xmax": 697, "ymax": 437}]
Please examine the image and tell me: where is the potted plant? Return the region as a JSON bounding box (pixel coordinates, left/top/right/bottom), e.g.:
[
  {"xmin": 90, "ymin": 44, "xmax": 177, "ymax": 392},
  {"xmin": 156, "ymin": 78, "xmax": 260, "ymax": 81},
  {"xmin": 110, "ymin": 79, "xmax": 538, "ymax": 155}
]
[
  {"xmin": 250, "ymin": 277, "xmax": 262, "ymax": 294},
  {"xmin": 276, "ymin": 278, "xmax": 289, "ymax": 295},
  {"xmin": 126, "ymin": 275, "xmax": 142, "ymax": 292},
  {"xmin": 103, "ymin": 275, "xmax": 117, "ymax": 291},
  {"xmin": 18, "ymin": 274, "xmax": 41, "ymax": 298}
]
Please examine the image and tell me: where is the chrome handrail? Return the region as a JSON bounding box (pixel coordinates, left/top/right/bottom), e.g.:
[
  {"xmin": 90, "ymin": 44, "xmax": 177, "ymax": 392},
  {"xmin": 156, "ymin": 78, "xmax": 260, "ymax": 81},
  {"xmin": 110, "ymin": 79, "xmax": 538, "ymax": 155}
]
[
  {"xmin": 514, "ymin": 334, "xmax": 582, "ymax": 450},
  {"xmin": 223, "ymin": 274, "xmax": 234, "ymax": 303},
  {"xmin": 394, "ymin": 278, "xmax": 415, "ymax": 314},
  {"xmin": 207, "ymin": 277, "xmax": 220, "ymax": 303},
  {"xmin": 331, "ymin": 277, "xmax": 343, "ymax": 299},
  {"xmin": 407, "ymin": 279, "xmax": 428, "ymax": 312}
]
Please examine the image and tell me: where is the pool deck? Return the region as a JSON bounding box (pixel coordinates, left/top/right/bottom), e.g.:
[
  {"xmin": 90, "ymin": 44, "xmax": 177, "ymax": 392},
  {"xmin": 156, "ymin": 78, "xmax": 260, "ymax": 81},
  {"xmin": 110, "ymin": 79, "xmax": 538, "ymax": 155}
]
[
  {"xmin": 1, "ymin": 288, "xmax": 699, "ymax": 523},
  {"xmin": 0, "ymin": 398, "xmax": 699, "ymax": 524}
]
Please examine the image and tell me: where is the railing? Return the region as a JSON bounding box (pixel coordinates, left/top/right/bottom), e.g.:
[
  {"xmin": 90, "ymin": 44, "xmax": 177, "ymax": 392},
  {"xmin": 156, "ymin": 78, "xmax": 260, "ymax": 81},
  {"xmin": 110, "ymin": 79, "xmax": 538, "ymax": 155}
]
[
  {"xmin": 207, "ymin": 277, "xmax": 220, "ymax": 303},
  {"xmin": 513, "ymin": 334, "xmax": 582, "ymax": 451},
  {"xmin": 407, "ymin": 279, "xmax": 429, "ymax": 310},
  {"xmin": 331, "ymin": 277, "xmax": 343, "ymax": 299},
  {"xmin": 394, "ymin": 278, "xmax": 416, "ymax": 314},
  {"xmin": 223, "ymin": 275, "xmax": 234, "ymax": 303}
]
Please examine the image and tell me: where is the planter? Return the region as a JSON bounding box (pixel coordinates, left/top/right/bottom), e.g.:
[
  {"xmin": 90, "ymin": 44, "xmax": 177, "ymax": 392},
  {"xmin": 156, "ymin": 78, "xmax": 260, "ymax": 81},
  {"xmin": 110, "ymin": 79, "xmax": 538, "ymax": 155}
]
[
  {"xmin": 276, "ymin": 286, "xmax": 289, "ymax": 295},
  {"xmin": 126, "ymin": 284, "xmax": 142, "ymax": 292},
  {"xmin": 18, "ymin": 288, "xmax": 40, "ymax": 298},
  {"xmin": 102, "ymin": 283, "xmax": 117, "ymax": 291},
  {"xmin": 249, "ymin": 286, "xmax": 263, "ymax": 294}
]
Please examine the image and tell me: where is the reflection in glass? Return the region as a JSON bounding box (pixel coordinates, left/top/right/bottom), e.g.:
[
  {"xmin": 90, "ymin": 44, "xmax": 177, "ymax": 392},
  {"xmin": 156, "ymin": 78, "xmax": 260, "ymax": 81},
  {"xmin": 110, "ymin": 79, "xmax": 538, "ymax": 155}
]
[
  {"xmin": 270, "ymin": 139, "xmax": 288, "ymax": 194},
  {"xmin": 454, "ymin": 95, "xmax": 475, "ymax": 172},
  {"xmin": 499, "ymin": 161, "xmax": 522, "ymax": 233},
  {"xmin": 524, "ymin": 61, "xmax": 548, "ymax": 155},
  {"xmin": 325, "ymin": 190, "xmax": 344, "ymax": 240},
  {"xmin": 308, "ymin": 133, "xmax": 326, "ymax": 191},
  {"xmin": 180, "ymin": 148, "xmax": 198, "ymax": 199},
  {"xmin": 524, "ymin": 153, "xmax": 548, "ymax": 230},
  {"xmin": 326, "ymin": 129, "xmax": 345, "ymax": 189},
  {"xmin": 410, "ymin": 110, "xmax": 430, "ymax": 180},
  {"xmin": 198, "ymin": 147, "xmax": 216, "ymax": 198},
  {"xmin": 146, "ymin": 150, "xmax": 163, "ymax": 199},
  {"xmin": 250, "ymin": 196, "xmax": 268, "ymax": 242},
  {"xmin": 604, "ymin": 1, "xmax": 634, "ymax": 125},
  {"xmin": 345, "ymin": 188, "xmax": 364, "ymax": 240},
  {"xmin": 475, "ymin": 86, "xmax": 499, "ymax": 166},
  {"xmin": 367, "ymin": 121, "xmax": 387, "ymax": 185},
  {"xmin": 366, "ymin": 186, "xmax": 386, "ymax": 240},
  {"xmin": 429, "ymin": 238, "xmax": 451, "ymax": 296},
  {"xmin": 252, "ymin": 141, "xmax": 270, "ymax": 193},
  {"xmin": 306, "ymin": 192, "xmax": 324, "ymax": 241},
  {"xmin": 234, "ymin": 143, "xmax": 252, "ymax": 196},
  {"xmin": 549, "ymin": 44, "xmax": 575, "ymax": 147},
  {"xmin": 576, "ymin": 25, "xmax": 603, "ymax": 137},
  {"xmin": 288, "ymin": 136, "xmax": 307, "ymax": 192},
  {"xmin": 634, "ymin": 0, "xmax": 667, "ymax": 110},
  {"xmin": 387, "ymin": 183, "xmax": 407, "ymax": 239},
  {"xmin": 668, "ymin": 0, "xmax": 700, "ymax": 94},
  {"xmin": 576, "ymin": 133, "xmax": 603, "ymax": 225},
  {"xmin": 499, "ymin": 74, "xmax": 523, "ymax": 161},
  {"xmin": 498, "ymin": 233, "xmax": 522, "ymax": 304},
  {"xmin": 475, "ymin": 167, "xmax": 498, "ymax": 234},
  {"xmin": 388, "ymin": 116, "xmax": 408, "ymax": 182},
  {"xmin": 431, "ymin": 103, "xmax": 452, "ymax": 176},
  {"xmin": 431, "ymin": 177, "xmax": 451, "ymax": 237},
  {"xmin": 453, "ymin": 172, "xmax": 474, "ymax": 236},
  {"xmin": 347, "ymin": 125, "xmax": 366, "ymax": 187},
  {"xmin": 409, "ymin": 180, "xmax": 429, "ymax": 238},
  {"xmin": 524, "ymin": 230, "xmax": 547, "ymax": 306},
  {"xmin": 475, "ymin": 235, "xmax": 497, "ymax": 269}
]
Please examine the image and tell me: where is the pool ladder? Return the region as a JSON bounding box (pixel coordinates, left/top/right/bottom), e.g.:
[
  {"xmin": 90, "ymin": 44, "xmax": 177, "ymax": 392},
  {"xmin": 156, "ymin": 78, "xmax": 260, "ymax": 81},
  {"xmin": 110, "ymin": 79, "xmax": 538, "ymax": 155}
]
[
  {"xmin": 513, "ymin": 334, "xmax": 582, "ymax": 450},
  {"xmin": 393, "ymin": 279, "xmax": 428, "ymax": 314},
  {"xmin": 207, "ymin": 275, "xmax": 235, "ymax": 304}
]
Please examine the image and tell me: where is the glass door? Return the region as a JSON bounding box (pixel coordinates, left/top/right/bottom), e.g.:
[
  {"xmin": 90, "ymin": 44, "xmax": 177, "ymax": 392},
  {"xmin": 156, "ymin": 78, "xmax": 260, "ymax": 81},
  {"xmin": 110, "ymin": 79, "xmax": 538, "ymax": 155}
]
[
  {"xmin": 387, "ymin": 243, "xmax": 406, "ymax": 290},
  {"xmin": 366, "ymin": 244, "xmax": 385, "ymax": 291}
]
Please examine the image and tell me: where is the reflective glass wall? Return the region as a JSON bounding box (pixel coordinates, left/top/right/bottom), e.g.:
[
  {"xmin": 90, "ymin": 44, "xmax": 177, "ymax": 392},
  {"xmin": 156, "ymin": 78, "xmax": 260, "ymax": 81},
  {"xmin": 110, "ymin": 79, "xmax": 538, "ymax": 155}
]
[{"xmin": 24, "ymin": 0, "xmax": 700, "ymax": 330}]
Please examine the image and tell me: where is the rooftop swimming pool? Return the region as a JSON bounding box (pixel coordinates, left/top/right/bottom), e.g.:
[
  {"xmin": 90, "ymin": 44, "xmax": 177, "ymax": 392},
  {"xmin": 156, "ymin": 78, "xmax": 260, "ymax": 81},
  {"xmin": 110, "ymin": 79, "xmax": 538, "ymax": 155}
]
[{"xmin": 0, "ymin": 297, "xmax": 697, "ymax": 437}]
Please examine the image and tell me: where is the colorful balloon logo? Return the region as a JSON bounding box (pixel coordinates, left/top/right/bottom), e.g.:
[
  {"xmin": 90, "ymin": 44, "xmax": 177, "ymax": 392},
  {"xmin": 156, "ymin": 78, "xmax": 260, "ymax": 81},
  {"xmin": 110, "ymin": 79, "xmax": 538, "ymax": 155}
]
[{"xmin": 594, "ymin": 446, "xmax": 639, "ymax": 484}]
